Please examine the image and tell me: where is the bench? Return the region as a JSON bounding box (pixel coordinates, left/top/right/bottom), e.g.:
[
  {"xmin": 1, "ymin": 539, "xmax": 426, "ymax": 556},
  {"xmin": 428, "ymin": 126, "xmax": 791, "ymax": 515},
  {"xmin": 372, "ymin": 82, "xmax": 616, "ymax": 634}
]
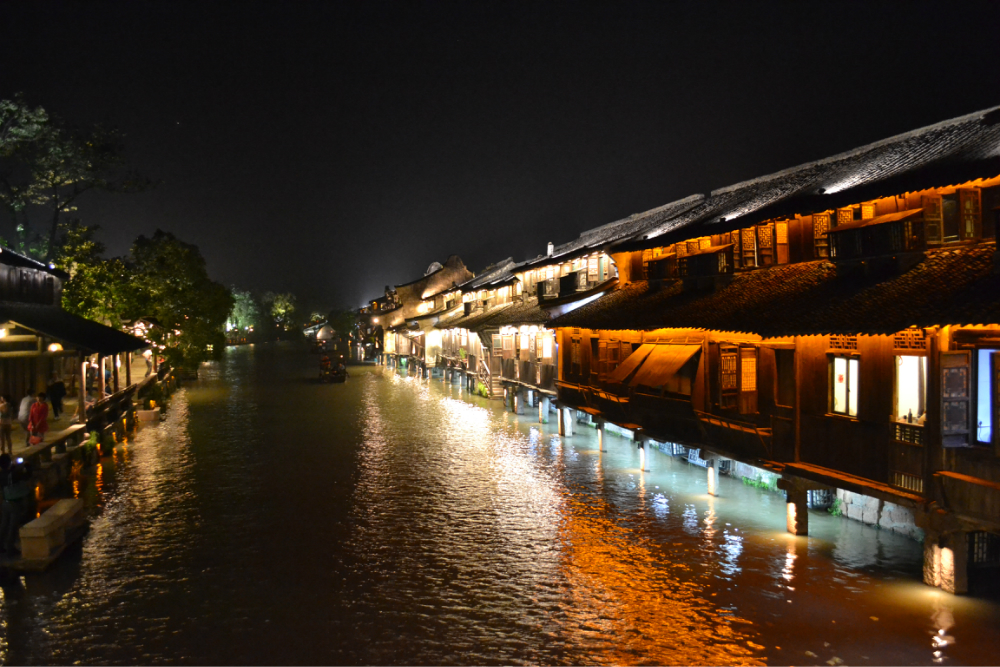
[{"xmin": 19, "ymin": 498, "xmax": 85, "ymax": 561}]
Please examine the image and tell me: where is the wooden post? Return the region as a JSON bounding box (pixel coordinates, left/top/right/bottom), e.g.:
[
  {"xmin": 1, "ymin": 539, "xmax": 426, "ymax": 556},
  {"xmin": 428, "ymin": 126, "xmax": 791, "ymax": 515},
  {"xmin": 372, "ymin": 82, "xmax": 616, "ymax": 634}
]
[
  {"xmin": 78, "ymin": 354, "xmax": 87, "ymax": 423},
  {"xmin": 98, "ymin": 355, "xmax": 106, "ymax": 397},
  {"xmin": 125, "ymin": 351, "xmax": 132, "ymax": 387},
  {"xmin": 113, "ymin": 353, "xmax": 120, "ymax": 393}
]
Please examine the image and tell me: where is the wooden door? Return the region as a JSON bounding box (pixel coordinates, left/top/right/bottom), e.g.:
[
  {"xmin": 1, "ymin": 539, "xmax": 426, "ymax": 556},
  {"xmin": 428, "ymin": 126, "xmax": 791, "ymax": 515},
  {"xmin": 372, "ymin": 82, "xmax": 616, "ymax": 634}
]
[{"xmin": 941, "ymin": 351, "xmax": 971, "ymax": 447}]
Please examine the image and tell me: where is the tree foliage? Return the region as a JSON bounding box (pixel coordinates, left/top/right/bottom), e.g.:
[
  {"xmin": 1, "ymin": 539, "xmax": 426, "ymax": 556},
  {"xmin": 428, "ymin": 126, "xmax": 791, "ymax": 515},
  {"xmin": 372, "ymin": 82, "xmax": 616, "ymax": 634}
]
[
  {"xmin": 130, "ymin": 230, "xmax": 233, "ymax": 366},
  {"xmin": 261, "ymin": 291, "xmax": 297, "ymax": 330},
  {"xmin": 0, "ymin": 95, "xmax": 151, "ymax": 260},
  {"xmin": 54, "ymin": 220, "xmax": 140, "ymax": 326},
  {"xmin": 228, "ymin": 288, "xmax": 261, "ymax": 331}
]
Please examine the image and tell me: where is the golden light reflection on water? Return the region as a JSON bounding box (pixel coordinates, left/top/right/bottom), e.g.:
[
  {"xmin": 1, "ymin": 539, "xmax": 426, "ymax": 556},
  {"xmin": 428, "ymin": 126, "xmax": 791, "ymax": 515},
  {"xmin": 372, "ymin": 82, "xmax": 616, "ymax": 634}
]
[{"xmin": 555, "ymin": 493, "xmax": 764, "ymax": 665}]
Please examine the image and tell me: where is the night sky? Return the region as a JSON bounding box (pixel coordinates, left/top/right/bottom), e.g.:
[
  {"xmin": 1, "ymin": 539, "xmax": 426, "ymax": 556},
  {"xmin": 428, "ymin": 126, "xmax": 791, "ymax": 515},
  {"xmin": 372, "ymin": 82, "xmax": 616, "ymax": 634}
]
[{"xmin": 2, "ymin": 1, "xmax": 998, "ymax": 312}]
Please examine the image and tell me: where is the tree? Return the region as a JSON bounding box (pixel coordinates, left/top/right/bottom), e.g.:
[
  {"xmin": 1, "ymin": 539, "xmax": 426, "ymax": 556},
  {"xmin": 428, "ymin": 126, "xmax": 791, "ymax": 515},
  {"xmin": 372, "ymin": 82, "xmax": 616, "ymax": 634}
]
[
  {"xmin": 129, "ymin": 230, "xmax": 233, "ymax": 367},
  {"xmin": 54, "ymin": 220, "xmax": 141, "ymax": 326},
  {"xmin": 228, "ymin": 288, "xmax": 261, "ymax": 331},
  {"xmin": 0, "ymin": 95, "xmax": 48, "ymax": 254},
  {"xmin": 261, "ymin": 291, "xmax": 297, "ymax": 331},
  {"xmin": 0, "ymin": 95, "xmax": 151, "ymax": 260}
]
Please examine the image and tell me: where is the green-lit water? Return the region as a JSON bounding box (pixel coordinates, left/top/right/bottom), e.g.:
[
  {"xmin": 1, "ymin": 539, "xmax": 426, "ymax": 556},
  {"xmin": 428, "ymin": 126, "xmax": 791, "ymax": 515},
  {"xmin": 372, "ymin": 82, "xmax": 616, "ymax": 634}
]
[{"xmin": 1, "ymin": 343, "xmax": 998, "ymax": 665}]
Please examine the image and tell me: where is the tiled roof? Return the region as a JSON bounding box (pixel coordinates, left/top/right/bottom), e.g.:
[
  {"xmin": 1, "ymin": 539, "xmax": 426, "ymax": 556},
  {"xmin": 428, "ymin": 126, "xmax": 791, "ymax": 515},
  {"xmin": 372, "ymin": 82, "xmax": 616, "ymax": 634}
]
[
  {"xmin": 613, "ymin": 105, "xmax": 1000, "ymax": 252},
  {"xmin": 481, "ymin": 296, "xmax": 551, "ymax": 327},
  {"xmin": 550, "ymin": 244, "xmax": 1000, "ymax": 337},
  {"xmin": 441, "ymin": 302, "xmax": 514, "ymax": 331},
  {"xmin": 458, "ymin": 259, "xmax": 519, "ymax": 291},
  {"xmin": 522, "ymin": 195, "xmax": 705, "ymax": 267}
]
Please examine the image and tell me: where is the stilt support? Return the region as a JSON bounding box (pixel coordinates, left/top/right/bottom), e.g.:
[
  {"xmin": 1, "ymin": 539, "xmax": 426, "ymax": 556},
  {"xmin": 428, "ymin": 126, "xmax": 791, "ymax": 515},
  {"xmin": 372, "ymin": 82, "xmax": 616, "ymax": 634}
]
[{"xmin": 559, "ymin": 407, "xmax": 573, "ymax": 437}]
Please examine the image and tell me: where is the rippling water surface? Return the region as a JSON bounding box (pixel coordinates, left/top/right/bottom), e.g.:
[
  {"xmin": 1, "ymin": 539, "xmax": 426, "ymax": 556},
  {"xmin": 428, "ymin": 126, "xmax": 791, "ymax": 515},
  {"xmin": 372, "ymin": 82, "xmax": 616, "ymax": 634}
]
[{"xmin": 2, "ymin": 343, "xmax": 999, "ymax": 665}]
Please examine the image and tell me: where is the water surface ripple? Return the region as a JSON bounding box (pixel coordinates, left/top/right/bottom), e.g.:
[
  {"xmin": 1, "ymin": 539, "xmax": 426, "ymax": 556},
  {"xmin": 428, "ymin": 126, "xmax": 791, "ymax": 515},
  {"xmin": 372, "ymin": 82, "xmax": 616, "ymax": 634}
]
[{"xmin": 1, "ymin": 344, "xmax": 998, "ymax": 665}]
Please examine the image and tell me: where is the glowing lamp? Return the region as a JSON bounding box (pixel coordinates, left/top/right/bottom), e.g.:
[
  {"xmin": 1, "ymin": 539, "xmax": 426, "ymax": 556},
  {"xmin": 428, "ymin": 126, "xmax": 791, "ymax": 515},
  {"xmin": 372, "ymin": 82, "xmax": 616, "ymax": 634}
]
[{"xmin": 48, "ymin": 342, "xmax": 63, "ymax": 352}]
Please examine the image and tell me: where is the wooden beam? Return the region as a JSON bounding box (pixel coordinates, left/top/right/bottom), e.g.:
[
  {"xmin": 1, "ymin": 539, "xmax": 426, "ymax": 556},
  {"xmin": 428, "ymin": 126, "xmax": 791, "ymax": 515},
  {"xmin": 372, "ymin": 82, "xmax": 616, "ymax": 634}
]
[{"xmin": 0, "ymin": 350, "xmax": 80, "ymax": 358}]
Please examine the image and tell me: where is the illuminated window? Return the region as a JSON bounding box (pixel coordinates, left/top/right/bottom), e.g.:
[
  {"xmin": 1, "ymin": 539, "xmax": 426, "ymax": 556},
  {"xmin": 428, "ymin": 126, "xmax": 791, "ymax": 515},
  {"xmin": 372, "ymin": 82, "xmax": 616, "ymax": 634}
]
[
  {"xmin": 740, "ymin": 347, "xmax": 758, "ymax": 413},
  {"xmin": 895, "ymin": 355, "xmax": 927, "ymax": 424},
  {"xmin": 976, "ymin": 349, "xmax": 998, "ymax": 445},
  {"xmin": 831, "ymin": 355, "xmax": 859, "ymax": 417}
]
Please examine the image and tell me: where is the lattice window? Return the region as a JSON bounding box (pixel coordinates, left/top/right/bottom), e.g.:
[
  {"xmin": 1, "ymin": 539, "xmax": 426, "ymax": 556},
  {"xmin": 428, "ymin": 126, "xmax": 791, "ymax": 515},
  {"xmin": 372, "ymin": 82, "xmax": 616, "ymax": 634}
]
[
  {"xmin": 893, "ymin": 328, "xmax": 926, "ymax": 352},
  {"xmin": 837, "ymin": 208, "xmax": 855, "ymax": 226},
  {"xmin": 757, "ymin": 225, "xmax": 773, "ymax": 248},
  {"xmin": 891, "ymin": 471, "xmax": 924, "ymax": 494},
  {"xmin": 894, "ymin": 422, "xmax": 925, "ymax": 445},
  {"xmin": 775, "ymin": 222, "xmax": 788, "ymax": 244},
  {"xmin": 829, "ymin": 335, "xmax": 858, "ymax": 350},
  {"xmin": 970, "ymin": 532, "xmax": 1000, "ymax": 564},
  {"xmin": 861, "ymin": 202, "xmax": 877, "ymax": 220}
]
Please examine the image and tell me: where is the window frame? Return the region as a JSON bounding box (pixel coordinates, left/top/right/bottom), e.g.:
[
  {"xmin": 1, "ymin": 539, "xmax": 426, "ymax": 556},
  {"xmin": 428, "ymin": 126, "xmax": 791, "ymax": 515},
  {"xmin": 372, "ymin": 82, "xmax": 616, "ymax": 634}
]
[{"xmin": 829, "ymin": 353, "xmax": 860, "ymax": 417}]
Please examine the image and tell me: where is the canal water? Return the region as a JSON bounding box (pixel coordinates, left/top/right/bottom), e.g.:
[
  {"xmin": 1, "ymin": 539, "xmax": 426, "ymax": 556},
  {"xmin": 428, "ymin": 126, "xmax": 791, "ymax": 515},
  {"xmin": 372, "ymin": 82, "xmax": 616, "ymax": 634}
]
[{"xmin": 1, "ymin": 343, "xmax": 998, "ymax": 665}]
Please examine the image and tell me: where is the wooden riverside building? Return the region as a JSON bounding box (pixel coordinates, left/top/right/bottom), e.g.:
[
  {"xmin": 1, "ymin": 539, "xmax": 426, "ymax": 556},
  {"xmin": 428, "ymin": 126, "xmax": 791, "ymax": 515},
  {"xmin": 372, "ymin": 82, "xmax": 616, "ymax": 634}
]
[
  {"xmin": 368, "ymin": 105, "xmax": 1000, "ymax": 594},
  {"xmin": 0, "ymin": 246, "xmax": 148, "ymax": 420},
  {"xmin": 551, "ymin": 106, "xmax": 1000, "ymax": 595}
]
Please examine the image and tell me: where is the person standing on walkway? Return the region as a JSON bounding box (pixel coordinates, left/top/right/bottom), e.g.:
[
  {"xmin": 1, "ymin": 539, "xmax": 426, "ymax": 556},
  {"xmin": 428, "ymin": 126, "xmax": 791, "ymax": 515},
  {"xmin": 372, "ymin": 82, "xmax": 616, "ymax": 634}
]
[
  {"xmin": 17, "ymin": 391, "xmax": 34, "ymax": 447},
  {"xmin": 27, "ymin": 393, "xmax": 48, "ymax": 445},
  {"xmin": 0, "ymin": 396, "xmax": 12, "ymax": 455},
  {"xmin": 46, "ymin": 374, "xmax": 66, "ymax": 419}
]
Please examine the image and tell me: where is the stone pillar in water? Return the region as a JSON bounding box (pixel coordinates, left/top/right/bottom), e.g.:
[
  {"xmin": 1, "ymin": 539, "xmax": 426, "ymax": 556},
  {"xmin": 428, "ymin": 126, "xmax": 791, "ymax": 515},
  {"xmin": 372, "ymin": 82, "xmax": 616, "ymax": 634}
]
[
  {"xmin": 539, "ymin": 396, "xmax": 550, "ymax": 424},
  {"xmin": 559, "ymin": 407, "xmax": 573, "ymax": 437},
  {"xmin": 785, "ymin": 487, "xmax": 809, "ymax": 536}
]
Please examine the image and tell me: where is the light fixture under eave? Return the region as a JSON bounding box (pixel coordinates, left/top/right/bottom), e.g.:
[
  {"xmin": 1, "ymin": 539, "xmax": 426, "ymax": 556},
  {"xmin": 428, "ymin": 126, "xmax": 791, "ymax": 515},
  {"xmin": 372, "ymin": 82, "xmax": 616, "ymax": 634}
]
[{"xmin": 48, "ymin": 342, "xmax": 63, "ymax": 352}]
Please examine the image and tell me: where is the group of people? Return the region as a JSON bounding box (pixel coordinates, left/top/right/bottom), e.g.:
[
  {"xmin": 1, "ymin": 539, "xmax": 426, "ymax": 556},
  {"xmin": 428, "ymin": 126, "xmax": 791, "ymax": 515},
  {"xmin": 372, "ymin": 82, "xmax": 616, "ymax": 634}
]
[{"xmin": 0, "ymin": 374, "xmax": 68, "ymax": 456}]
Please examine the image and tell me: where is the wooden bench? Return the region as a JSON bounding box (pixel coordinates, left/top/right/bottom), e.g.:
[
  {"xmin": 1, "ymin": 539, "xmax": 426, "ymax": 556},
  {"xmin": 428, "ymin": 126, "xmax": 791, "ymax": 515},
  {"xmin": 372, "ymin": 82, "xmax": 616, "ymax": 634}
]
[{"xmin": 19, "ymin": 498, "xmax": 85, "ymax": 562}]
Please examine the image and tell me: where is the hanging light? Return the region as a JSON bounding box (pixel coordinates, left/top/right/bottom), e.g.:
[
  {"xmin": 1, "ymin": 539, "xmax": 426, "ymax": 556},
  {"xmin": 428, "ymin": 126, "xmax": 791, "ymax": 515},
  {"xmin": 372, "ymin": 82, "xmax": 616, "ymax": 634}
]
[{"xmin": 48, "ymin": 342, "xmax": 63, "ymax": 352}]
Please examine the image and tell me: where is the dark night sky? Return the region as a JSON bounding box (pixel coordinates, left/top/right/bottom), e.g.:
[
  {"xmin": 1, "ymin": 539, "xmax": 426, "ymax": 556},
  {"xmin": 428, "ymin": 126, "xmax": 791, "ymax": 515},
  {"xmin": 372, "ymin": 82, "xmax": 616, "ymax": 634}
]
[{"xmin": 2, "ymin": 1, "xmax": 998, "ymax": 313}]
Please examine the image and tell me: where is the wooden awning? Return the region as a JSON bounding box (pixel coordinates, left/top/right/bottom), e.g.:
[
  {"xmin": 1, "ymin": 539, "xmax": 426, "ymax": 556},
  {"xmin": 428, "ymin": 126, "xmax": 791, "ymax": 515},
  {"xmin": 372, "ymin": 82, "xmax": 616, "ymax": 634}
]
[
  {"xmin": 629, "ymin": 344, "xmax": 701, "ymax": 388},
  {"xmin": 828, "ymin": 208, "xmax": 923, "ymax": 233},
  {"xmin": 607, "ymin": 343, "xmax": 654, "ymax": 383}
]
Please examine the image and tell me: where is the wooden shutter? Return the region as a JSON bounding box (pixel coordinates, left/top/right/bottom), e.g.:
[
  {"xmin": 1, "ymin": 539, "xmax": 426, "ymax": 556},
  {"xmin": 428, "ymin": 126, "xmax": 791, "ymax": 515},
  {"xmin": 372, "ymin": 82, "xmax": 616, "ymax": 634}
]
[
  {"xmin": 757, "ymin": 223, "xmax": 774, "ymax": 267},
  {"xmin": 941, "ymin": 351, "xmax": 971, "ymax": 446},
  {"xmin": 775, "ymin": 221, "xmax": 789, "ymax": 264},
  {"xmin": 923, "ymin": 194, "xmax": 943, "ymax": 244},
  {"xmin": 741, "ymin": 228, "xmax": 757, "ymax": 267},
  {"xmin": 719, "ymin": 346, "xmax": 738, "ymax": 409},
  {"xmin": 730, "ymin": 231, "xmax": 742, "ymax": 268},
  {"xmin": 813, "ymin": 213, "xmax": 830, "ymax": 258},
  {"xmin": 958, "ymin": 188, "xmax": 981, "ymax": 240}
]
